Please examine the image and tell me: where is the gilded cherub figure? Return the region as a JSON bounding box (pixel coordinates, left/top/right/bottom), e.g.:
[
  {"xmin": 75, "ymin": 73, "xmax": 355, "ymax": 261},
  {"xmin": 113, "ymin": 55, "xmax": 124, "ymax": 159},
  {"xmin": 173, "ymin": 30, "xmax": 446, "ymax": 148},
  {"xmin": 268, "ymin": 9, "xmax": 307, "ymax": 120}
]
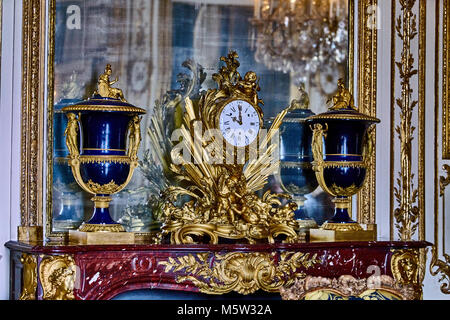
[
  {"xmin": 64, "ymin": 113, "xmax": 79, "ymax": 158},
  {"xmin": 328, "ymin": 78, "xmax": 356, "ymax": 111},
  {"xmin": 237, "ymin": 71, "xmax": 264, "ymax": 108},
  {"xmin": 127, "ymin": 115, "xmax": 141, "ymax": 160},
  {"xmin": 95, "ymin": 64, "xmax": 126, "ymax": 102}
]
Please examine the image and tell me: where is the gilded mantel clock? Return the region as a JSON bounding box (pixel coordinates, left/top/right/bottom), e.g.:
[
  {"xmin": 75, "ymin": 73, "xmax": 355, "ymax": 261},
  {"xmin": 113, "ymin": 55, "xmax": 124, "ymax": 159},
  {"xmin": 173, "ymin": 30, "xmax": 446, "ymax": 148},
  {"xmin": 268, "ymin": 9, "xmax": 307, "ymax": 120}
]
[{"xmin": 158, "ymin": 51, "xmax": 301, "ymax": 245}]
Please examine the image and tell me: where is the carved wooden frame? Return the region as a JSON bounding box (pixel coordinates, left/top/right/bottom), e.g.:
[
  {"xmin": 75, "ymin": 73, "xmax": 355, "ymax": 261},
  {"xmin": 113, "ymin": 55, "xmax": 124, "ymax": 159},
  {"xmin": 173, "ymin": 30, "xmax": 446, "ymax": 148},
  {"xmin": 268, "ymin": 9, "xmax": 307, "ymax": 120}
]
[{"xmin": 431, "ymin": 0, "xmax": 450, "ymax": 291}]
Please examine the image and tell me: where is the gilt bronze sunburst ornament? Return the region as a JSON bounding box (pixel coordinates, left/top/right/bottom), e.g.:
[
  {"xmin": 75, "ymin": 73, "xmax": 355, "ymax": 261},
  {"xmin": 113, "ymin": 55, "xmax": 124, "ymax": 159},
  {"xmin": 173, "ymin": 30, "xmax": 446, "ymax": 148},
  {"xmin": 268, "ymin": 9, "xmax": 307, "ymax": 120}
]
[{"xmin": 157, "ymin": 51, "xmax": 303, "ymax": 244}]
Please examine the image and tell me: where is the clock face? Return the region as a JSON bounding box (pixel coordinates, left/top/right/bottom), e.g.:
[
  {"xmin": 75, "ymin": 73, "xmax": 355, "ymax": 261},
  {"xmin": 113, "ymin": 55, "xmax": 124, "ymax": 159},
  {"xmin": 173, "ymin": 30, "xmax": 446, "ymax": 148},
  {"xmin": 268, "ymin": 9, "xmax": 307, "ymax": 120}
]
[{"xmin": 219, "ymin": 99, "xmax": 260, "ymax": 147}]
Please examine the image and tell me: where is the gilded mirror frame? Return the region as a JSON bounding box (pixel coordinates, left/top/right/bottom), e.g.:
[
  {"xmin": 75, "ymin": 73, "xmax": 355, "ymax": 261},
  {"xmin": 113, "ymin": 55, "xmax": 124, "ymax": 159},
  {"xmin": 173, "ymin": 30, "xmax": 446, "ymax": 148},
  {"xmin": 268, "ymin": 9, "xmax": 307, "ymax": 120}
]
[
  {"xmin": 443, "ymin": 0, "xmax": 450, "ymax": 160},
  {"xmin": 18, "ymin": 0, "xmax": 378, "ymax": 241}
]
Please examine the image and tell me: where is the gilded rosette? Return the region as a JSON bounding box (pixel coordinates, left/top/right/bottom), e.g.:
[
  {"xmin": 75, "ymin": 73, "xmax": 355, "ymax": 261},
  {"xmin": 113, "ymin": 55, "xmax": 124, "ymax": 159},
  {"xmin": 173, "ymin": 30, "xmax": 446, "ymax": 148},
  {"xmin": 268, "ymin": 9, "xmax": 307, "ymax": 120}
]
[{"xmin": 62, "ymin": 65, "xmax": 146, "ymax": 233}]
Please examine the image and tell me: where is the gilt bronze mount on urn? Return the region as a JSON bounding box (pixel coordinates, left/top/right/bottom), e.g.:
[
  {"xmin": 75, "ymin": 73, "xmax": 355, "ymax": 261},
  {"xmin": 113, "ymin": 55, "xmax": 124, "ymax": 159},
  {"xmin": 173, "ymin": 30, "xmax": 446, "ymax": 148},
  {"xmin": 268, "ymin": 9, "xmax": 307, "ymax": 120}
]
[
  {"xmin": 62, "ymin": 64, "xmax": 146, "ymax": 234},
  {"xmin": 306, "ymin": 79, "xmax": 379, "ymax": 232},
  {"xmin": 277, "ymin": 84, "xmax": 318, "ymax": 230}
]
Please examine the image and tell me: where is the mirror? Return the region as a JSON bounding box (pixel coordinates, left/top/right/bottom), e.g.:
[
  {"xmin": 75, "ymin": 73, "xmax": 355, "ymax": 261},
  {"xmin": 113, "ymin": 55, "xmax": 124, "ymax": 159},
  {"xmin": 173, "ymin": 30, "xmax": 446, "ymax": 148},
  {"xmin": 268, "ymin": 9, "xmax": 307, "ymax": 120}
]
[{"xmin": 48, "ymin": 0, "xmax": 350, "ymax": 235}]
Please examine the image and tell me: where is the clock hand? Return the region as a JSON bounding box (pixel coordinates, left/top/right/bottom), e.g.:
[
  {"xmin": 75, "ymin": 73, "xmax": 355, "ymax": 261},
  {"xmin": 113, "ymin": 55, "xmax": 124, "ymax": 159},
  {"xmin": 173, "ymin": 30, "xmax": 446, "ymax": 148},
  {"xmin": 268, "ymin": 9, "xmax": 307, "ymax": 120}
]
[{"xmin": 238, "ymin": 105, "xmax": 243, "ymax": 125}]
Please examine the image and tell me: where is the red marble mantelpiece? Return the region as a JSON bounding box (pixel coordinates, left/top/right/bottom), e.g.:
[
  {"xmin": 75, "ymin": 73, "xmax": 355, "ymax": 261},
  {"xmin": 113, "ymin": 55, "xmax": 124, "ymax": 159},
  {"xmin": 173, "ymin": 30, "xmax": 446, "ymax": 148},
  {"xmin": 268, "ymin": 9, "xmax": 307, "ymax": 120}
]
[{"xmin": 5, "ymin": 240, "xmax": 431, "ymax": 300}]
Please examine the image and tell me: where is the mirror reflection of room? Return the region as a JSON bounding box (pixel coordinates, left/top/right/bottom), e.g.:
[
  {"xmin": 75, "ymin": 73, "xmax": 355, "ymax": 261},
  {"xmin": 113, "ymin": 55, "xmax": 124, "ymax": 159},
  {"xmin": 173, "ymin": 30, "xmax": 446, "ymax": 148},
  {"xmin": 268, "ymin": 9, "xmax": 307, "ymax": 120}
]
[{"xmin": 51, "ymin": 0, "xmax": 349, "ymax": 234}]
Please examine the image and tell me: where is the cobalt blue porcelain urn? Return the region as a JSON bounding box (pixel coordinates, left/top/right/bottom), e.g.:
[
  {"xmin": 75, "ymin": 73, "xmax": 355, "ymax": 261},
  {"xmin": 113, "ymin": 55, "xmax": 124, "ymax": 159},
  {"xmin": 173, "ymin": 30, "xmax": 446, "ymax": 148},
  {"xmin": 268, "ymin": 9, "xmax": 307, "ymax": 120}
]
[
  {"xmin": 306, "ymin": 79, "xmax": 380, "ymax": 231},
  {"xmin": 62, "ymin": 64, "xmax": 146, "ymax": 232},
  {"xmin": 277, "ymin": 85, "xmax": 318, "ymax": 229}
]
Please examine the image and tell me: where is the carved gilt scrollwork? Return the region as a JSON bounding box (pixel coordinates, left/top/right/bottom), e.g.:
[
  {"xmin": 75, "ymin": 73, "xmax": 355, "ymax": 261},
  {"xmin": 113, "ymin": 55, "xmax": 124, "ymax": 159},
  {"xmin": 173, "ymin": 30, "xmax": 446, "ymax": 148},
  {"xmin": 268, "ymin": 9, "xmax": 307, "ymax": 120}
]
[
  {"xmin": 158, "ymin": 251, "xmax": 320, "ymax": 295},
  {"xmin": 430, "ymin": 247, "xmax": 450, "ymax": 294}
]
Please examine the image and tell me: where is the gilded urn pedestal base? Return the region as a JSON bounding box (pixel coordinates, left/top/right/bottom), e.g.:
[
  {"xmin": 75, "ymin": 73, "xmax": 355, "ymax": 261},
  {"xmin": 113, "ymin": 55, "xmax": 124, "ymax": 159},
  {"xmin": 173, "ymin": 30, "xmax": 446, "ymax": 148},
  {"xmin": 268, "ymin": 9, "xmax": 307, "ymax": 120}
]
[{"xmin": 68, "ymin": 230, "xmax": 135, "ymax": 245}]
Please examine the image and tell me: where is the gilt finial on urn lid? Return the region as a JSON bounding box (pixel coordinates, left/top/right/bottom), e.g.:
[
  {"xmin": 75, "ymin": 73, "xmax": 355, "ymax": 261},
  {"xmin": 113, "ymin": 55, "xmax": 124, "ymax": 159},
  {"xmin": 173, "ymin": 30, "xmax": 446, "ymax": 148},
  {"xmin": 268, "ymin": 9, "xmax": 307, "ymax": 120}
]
[{"xmin": 94, "ymin": 64, "xmax": 127, "ymax": 102}]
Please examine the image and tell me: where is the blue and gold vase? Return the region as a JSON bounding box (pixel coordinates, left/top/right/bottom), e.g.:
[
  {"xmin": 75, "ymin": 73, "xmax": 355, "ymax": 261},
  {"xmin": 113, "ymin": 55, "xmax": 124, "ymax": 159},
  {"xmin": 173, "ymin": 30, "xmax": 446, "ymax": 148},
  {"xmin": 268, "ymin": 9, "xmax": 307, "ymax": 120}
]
[
  {"xmin": 278, "ymin": 85, "xmax": 318, "ymax": 230},
  {"xmin": 62, "ymin": 64, "xmax": 146, "ymax": 232},
  {"xmin": 306, "ymin": 79, "xmax": 380, "ymax": 231}
]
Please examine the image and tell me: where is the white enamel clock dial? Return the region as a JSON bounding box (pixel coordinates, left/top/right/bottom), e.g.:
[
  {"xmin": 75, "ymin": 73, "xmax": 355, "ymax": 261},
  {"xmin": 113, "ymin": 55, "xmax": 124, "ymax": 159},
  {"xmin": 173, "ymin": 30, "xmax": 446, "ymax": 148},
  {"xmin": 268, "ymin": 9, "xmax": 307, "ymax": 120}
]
[{"xmin": 219, "ymin": 99, "xmax": 260, "ymax": 147}]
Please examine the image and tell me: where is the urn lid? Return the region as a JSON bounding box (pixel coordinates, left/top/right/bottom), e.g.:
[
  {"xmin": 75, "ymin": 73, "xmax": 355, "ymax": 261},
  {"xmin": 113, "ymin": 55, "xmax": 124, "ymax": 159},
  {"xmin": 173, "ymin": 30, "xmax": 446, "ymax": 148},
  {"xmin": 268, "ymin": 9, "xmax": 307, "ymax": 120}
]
[
  {"xmin": 62, "ymin": 64, "xmax": 146, "ymax": 114},
  {"xmin": 306, "ymin": 79, "xmax": 379, "ymax": 123}
]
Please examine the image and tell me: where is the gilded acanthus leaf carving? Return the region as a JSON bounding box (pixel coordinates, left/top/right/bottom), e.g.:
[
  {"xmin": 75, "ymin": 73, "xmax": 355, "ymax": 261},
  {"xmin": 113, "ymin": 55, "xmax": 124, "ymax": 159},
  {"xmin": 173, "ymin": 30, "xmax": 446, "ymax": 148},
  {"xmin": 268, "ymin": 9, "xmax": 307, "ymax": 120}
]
[{"xmin": 19, "ymin": 254, "xmax": 37, "ymax": 300}]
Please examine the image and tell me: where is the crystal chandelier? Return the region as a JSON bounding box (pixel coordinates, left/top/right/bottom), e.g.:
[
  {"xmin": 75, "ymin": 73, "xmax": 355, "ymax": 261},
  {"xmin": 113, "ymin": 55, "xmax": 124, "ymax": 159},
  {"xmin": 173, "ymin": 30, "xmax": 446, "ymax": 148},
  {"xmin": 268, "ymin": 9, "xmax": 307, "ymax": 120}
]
[{"xmin": 251, "ymin": 0, "xmax": 348, "ymax": 85}]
